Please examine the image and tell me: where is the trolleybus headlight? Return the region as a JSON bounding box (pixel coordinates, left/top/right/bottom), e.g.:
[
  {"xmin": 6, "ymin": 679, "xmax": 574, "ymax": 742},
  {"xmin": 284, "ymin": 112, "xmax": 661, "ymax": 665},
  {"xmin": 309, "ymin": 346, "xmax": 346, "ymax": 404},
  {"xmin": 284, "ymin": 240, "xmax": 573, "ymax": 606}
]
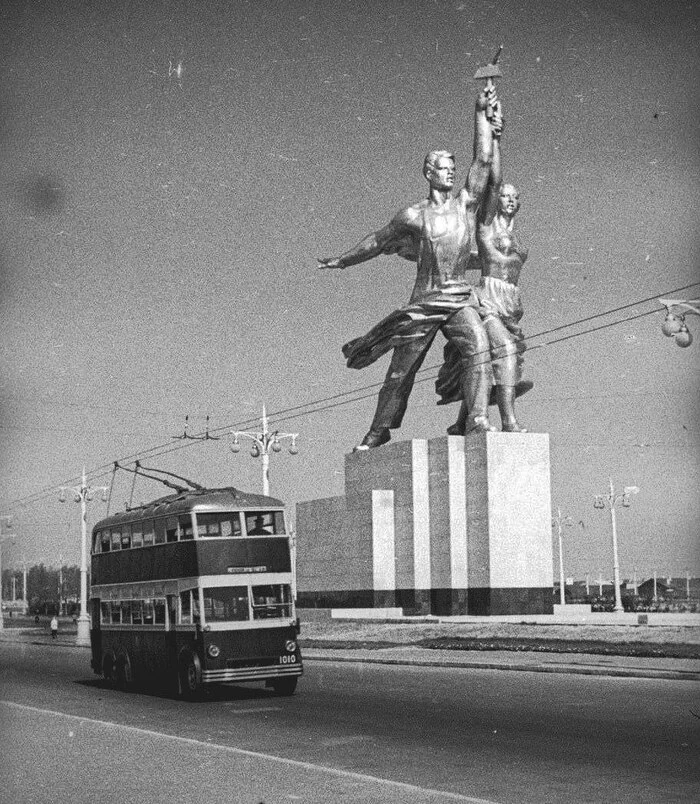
[
  {"xmin": 207, "ymin": 643, "xmax": 221, "ymax": 658},
  {"xmin": 285, "ymin": 640, "xmax": 297, "ymax": 653}
]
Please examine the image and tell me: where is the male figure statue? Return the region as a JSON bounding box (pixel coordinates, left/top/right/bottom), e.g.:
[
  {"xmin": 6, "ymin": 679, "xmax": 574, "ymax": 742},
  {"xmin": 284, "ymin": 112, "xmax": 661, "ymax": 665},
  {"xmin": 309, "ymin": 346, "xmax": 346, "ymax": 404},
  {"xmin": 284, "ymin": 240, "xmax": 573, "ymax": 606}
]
[
  {"xmin": 437, "ymin": 136, "xmax": 530, "ymax": 433},
  {"xmin": 319, "ymin": 87, "xmax": 503, "ymax": 449}
]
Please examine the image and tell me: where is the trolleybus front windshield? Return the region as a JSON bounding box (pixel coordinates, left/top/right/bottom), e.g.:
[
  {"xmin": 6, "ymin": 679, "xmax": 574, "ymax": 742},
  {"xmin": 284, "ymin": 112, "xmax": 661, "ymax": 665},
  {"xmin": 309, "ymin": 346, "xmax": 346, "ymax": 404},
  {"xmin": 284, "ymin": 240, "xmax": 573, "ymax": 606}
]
[{"xmin": 176, "ymin": 584, "xmax": 293, "ymax": 623}]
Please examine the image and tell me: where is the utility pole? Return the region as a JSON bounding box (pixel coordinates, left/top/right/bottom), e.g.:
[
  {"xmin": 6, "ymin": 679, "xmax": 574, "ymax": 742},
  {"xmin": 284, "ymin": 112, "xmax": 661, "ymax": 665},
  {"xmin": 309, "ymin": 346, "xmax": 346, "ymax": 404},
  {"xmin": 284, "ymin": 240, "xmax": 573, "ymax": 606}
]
[
  {"xmin": 593, "ymin": 478, "xmax": 639, "ymax": 613},
  {"xmin": 59, "ymin": 468, "xmax": 108, "ymax": 646},
  {"xmin": 229, "ymin": 405, "xmax": 299, "ymax": 497},
  {"xmin": 0, "ymin": 516, "xmax": 16, "ymax": 630},
  {"xmin": 22, "ymin": 556, "xmax": 28, "ymax": 615},
  {"xmin": 58, "ymin": 553, "xmax": 64, "ymax": 616}
]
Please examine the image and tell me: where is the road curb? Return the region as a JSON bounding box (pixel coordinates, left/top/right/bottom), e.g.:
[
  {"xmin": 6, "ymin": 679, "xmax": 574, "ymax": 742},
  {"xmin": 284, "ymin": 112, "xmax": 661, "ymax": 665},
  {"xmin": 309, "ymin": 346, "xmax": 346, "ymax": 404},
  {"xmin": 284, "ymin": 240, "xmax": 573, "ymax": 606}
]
[{"xmin": 304, "ymin": 652, "xmax": 700, "ymax": 681}]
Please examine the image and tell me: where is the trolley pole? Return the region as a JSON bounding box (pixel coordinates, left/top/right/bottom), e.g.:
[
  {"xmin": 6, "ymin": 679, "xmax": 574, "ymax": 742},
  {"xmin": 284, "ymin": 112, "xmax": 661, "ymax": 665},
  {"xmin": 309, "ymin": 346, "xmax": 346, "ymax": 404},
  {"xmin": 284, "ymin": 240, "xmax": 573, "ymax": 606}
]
[{"xmin": 59, "ymin": 468, "xmax": 108, "ymax": 646}]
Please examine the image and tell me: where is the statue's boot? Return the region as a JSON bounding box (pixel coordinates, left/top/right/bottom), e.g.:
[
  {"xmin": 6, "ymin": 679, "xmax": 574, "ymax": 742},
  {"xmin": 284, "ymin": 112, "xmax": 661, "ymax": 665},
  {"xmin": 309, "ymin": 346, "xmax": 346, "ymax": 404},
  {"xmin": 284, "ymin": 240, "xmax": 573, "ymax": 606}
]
[
  {"xmin": 354, "ymin": 427, "xmax": 391, "ymax": 452},
  {"xmin": 466, "ymin": 415, "xmax": 497, "ymax": 434},
  {"xmin": 447, "ymin": 401, "xmax": 468, "ymax": 435},
  {"xmin": 448, "ymin": 369, "xmax": 495, "ymax": 435},
  {"xmin": 497, "ymin": 385, "xmax": 527, "ymax": 432}
]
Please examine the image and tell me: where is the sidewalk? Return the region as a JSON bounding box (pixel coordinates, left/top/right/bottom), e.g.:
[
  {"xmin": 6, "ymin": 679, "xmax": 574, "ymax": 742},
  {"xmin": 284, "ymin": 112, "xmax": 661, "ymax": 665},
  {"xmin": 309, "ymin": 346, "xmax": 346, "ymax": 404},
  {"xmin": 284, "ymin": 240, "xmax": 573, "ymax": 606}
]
[
  {"xmin": 0, "ymin": 627, "xmax": 84, "ymax": 649},
  {"xmin": 2, "ymin": 626, "xmax": 699, "ymax": 681}
]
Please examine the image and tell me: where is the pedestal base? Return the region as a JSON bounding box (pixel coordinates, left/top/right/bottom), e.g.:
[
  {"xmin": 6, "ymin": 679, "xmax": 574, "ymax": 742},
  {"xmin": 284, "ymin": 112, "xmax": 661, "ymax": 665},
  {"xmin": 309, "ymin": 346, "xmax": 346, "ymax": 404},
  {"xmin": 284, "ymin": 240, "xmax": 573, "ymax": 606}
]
[{"xmin": 296, "ymin": 433, "xmax": 554, "ymax": 616}]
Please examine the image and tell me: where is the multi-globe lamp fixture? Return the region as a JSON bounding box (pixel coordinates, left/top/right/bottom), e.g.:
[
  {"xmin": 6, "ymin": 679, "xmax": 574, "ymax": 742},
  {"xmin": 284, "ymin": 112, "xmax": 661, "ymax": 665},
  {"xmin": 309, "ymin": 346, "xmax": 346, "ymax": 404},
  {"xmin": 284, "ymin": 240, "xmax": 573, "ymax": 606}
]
[{"xmin": 659, "ymin": 298, "xmax": 699, "ymax": 348}]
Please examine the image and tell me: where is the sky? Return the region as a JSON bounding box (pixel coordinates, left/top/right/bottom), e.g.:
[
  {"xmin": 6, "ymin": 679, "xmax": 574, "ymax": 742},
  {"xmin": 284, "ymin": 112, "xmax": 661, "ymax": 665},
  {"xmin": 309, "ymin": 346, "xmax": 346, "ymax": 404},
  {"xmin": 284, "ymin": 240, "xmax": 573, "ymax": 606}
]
[{"xmin": 0, "ymin": 0, "xmax": 698, "ymax": 583}]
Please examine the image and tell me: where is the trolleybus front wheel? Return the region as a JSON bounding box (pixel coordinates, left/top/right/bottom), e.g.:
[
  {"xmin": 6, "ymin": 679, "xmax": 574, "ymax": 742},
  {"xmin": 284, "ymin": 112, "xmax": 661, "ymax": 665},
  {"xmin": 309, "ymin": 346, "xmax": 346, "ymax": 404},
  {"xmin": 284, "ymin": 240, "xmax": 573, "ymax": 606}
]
[{"xmin": 179, "ymin": 652, "xmax": 203, "ymax": 700}]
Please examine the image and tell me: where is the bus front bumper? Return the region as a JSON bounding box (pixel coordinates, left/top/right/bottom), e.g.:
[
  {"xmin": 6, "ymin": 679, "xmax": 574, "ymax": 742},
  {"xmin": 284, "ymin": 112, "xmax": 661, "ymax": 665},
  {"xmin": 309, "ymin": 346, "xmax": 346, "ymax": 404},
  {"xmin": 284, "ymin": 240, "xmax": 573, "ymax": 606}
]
[{"xmin": 202, "ymin": 663, "xmax": 302, "ymax": 684}]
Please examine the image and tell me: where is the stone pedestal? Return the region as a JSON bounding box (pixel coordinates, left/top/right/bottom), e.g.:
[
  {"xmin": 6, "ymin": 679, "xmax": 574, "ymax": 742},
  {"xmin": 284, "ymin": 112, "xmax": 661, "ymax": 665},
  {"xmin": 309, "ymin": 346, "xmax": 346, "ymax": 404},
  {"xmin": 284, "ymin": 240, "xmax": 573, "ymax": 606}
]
[{"xmin": 296, "ymin": 433, "xmax": 553, "ymax": 616}]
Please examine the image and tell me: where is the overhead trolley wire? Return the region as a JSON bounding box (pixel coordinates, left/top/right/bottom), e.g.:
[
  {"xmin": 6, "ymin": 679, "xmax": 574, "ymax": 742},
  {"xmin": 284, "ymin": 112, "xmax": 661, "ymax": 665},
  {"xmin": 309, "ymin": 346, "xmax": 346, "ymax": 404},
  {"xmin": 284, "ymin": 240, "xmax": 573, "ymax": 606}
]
[{"xmin": 5, "ymin": 281, "xmax": 699, "ymax": 510}]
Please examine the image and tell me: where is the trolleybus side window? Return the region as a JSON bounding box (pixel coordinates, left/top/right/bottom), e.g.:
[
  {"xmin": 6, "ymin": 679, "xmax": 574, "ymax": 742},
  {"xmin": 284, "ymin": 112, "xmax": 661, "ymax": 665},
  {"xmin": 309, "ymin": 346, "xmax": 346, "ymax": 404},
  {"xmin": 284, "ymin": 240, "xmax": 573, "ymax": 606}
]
[
  {"xmin": 143, "ymin": 520, "xmax": 155, "ymax": 547},
  {"xmin": 154, "ymin": 518, "xmax": 166, "ymax": 544},
  {"xmin": 121, "ymin": 524, "xmax": 132, "ymax": 551},
  {"xmin": 131, "ymin": 524, "xmax": 143, "ymax": 549},
  {"xmin": 100, "ymin": 530, "xmax": 111, "ymax": 553},
  {"xmin": 165, "ymin": 515, "xmax": 193, "ymax": 543},
  {"xmin": 167, "ymin": 595, "xmax": 177, "ymax": 627},
  {"xmin": 154, "ymin": 598, "xmax": 166, "ymax": 624},
  {"xmin": 179, "ymin": 589, "xmax": 200, "ymax": 624},
  {"xmin": 111, "ymin": 528, "xmax": 121, "ymax": 551},
  {"xmin": 196, "ymin": 512, "xmax": 242, "ymax": 538},
  {"xmin": 180, "ymin": 515, "xmax": 194, "ymax": 540},
  {"xmin": 143, "ymin": 598, "xmax": 154, "ymax": 625},
  {"xmin": 100, "ymin": 598, "xmax": 166, "ymax": 626},
  {"xmin": 166, "ymin": 517, "xmax": 179, "ymax": 543},
  {"xmin": 131, "ymin": 600, "xmax": 143, "ymax": 625},
  {"xmin": 180, "ymin": 589, "xmax": 191, "ymax": 623}
]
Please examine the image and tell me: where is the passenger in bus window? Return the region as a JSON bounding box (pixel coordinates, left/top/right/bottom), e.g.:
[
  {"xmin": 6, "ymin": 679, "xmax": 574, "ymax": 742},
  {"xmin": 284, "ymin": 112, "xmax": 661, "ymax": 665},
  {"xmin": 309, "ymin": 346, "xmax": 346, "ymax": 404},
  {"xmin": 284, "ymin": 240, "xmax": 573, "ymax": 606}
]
[{"xmin": 247, "ymin": 515, "xmax": 272, "ymax": 535}]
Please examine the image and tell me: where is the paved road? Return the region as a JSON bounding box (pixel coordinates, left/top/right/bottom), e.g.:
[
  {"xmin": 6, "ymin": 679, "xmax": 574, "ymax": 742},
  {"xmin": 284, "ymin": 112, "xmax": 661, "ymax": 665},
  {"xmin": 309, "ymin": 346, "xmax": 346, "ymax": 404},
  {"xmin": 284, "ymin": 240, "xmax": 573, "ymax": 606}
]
[{"xmin": 1, "ymin": 641, "xmax": 698, "ymax": 803}]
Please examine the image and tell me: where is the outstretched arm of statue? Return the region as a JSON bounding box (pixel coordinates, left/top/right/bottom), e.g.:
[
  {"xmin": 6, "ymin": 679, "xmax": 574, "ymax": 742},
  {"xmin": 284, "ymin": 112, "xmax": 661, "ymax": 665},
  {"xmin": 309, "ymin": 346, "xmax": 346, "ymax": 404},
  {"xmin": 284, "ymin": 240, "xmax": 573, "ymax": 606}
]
[
  {"xmin": 465, "ymin": 87, "xmax": 498, "ymax": 204},
  {"xmin": 318, "ymin": 216, "xmax": 413, "ymax": 270},
  {"xmin": 480, "ymin": 137, "xmax": 502, "ymax": 226},
  {"xmin": 465, "ymin": 87, "xmax": 498, "ymax": 206}
]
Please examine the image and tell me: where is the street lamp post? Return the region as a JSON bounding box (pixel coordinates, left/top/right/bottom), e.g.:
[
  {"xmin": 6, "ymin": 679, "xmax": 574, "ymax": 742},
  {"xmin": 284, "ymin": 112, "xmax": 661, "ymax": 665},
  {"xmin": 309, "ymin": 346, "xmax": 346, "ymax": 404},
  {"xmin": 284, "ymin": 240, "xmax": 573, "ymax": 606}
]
[
  {"xmin": 593, "ymin": 478, "xmax": 639, "ymax": 613},
  {"xmin": 552, "ymin": 508, "xmax": 575, "ymax": 606},
  {"xmin": 59, "ymin": 468, "xmax": 108, "ymax": 646},
  {"xmin": 0, "ymin": 516, "xmax": 16, "ymax": 631},
  {"xmin": 229, "ymin": 405, "xmax": 298, "ymax": 497}
]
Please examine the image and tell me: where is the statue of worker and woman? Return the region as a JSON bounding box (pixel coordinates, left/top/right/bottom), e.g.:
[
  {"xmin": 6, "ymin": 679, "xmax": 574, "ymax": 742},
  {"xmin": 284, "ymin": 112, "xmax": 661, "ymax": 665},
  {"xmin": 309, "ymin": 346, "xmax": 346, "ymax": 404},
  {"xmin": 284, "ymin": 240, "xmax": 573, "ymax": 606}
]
[{"xmin": 318, "ymin": 68, "xmax": 531, "ymax": 451}]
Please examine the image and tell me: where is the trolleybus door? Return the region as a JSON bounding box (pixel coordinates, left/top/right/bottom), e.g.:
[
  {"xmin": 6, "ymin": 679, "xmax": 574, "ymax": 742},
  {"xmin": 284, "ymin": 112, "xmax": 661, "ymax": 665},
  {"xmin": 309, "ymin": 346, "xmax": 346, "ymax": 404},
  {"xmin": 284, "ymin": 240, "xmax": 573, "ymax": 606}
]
[
  {"xmin": 165, "ymin": 594, "xmax": 178, "ymax": 671},
  {"xmin": 90, "ymin": 598, "xmax": 102, "ymax": 672}
]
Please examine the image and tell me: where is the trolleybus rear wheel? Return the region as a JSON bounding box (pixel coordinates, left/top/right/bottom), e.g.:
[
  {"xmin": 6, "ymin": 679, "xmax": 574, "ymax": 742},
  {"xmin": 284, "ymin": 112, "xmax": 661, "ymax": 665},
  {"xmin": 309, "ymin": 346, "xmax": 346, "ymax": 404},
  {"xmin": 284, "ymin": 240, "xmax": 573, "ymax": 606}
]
[
  {"xmin": 115, "ymin": 654, "xmax": 133, "ymax": 692},
  {"xmin": 102, "ymin": 654, "xmax": 115, "ymax": 684}
]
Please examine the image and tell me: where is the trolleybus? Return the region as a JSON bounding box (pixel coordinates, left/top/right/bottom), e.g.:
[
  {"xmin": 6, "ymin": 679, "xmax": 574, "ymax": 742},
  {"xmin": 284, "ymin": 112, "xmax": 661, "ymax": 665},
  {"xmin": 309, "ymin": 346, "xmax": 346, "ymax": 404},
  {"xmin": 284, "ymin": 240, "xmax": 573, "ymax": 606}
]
[{"xmin": 89, "ymin": 477, "xmax": 302, "ymax": 698}]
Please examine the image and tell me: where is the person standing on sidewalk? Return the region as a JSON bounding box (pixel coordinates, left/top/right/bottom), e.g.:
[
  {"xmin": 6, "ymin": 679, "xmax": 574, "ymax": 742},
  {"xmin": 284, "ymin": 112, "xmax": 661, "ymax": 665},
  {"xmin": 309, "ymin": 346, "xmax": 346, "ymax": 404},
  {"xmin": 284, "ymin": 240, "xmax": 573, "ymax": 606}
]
[{"xmin": 50, "ymin": 615, "xmax": 58, "ymax": 640}]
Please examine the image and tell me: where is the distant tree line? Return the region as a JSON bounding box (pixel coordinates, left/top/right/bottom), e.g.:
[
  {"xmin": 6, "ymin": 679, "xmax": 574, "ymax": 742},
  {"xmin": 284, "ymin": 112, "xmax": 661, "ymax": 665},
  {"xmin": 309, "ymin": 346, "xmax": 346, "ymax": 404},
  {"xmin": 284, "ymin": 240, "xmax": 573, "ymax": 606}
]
[
  {"xmin": 555, "ymin": 577, "xmax": 699, "ymax": 613},
  {"xmin": 1, "ymin": 563, "xmax": 81, "ymax": 615}
]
